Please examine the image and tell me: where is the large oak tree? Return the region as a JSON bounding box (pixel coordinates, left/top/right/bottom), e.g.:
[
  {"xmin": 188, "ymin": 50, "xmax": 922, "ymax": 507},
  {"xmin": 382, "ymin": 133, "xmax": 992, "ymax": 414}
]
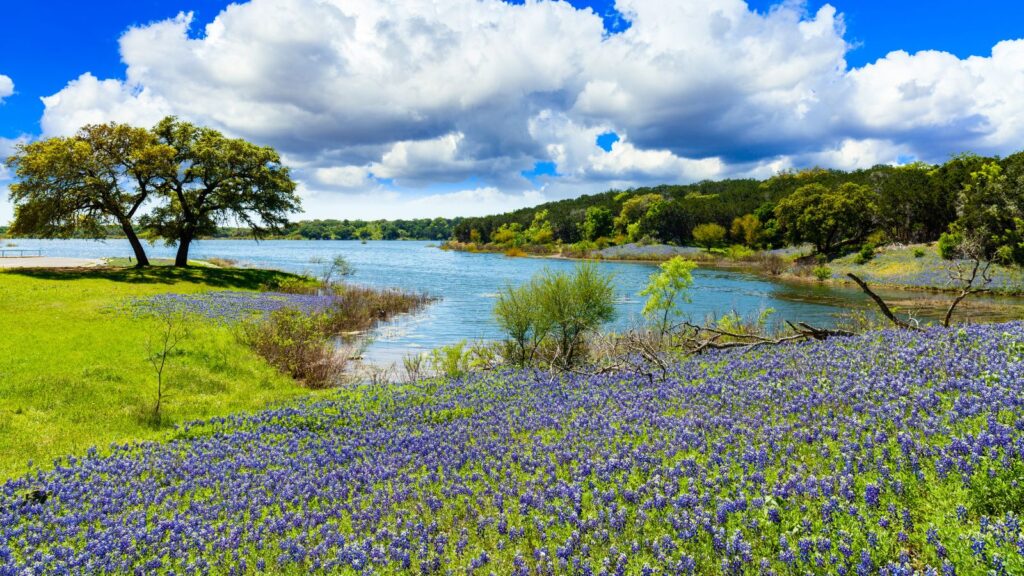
[
  {"xmin": 5, "ymin": 123, "xmax": 172, "ymax": 266},
  {"xmin": 146, "ymin": 117, "xmax": 300, "ymax": 266},
  {"xmin": 774, "ymin": 182, "xmax": 878, "ymax": 257}
]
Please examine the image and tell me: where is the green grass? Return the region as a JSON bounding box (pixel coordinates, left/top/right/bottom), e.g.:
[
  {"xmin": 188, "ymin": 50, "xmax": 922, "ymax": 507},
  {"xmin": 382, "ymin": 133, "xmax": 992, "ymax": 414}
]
[{"xmin": 0, "ymin": 265, "xmax": 321, "ymax": 479}]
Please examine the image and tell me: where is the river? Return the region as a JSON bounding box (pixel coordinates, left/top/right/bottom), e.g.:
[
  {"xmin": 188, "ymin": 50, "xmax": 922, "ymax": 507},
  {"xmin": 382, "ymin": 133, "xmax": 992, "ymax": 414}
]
[{"xmin": 3, "ymin": 238, "xmax": 1017, "ymax": 363}]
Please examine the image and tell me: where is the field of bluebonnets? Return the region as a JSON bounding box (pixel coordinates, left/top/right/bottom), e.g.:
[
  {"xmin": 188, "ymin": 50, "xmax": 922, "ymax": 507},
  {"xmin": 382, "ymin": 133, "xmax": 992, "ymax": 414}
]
[
  {"xmin": 125, "ymin": 291, "xmax": 342, "ymax": 322},
  {"xmin": 3, "ymin": 321, "xmax": 1024, "ymax": 575}
]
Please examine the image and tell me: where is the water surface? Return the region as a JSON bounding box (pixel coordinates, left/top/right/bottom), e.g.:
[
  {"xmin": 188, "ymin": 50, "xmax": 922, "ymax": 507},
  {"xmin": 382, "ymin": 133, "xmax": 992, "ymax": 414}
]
[{"xmin": 4, "ymin": 239, "xmax": 1014, "ymax": 363}]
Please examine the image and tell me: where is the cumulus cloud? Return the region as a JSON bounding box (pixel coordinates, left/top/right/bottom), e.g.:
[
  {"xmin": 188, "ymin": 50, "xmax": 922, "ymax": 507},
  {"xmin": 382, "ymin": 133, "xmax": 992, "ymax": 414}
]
[
  {"xmin": 0, "ymin": 74, "xmax": 12, "ymax": 103},
  {"xmin": 34, "ymin": 0, "xmax": 1024, "ymax": 218}
]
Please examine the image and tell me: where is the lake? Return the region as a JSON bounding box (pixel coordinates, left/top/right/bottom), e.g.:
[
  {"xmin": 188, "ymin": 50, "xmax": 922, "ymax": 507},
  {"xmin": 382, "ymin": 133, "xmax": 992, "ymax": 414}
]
[{"xmin": 0, "ymin": 238, "xmax": 1004, "ymax": 363}]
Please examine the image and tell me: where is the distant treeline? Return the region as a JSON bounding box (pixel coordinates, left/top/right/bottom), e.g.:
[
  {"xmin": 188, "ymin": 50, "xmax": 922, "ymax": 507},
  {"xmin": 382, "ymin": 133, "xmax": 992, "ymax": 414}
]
[
  {"xmin": 269, "ymin": 218, "xmax": 461, "ymax": 241},
  {"xmin": 450, "ymin": 152, "xmax": 1022, "ymax": 256},
  {"xmin": 0, "ymin": 219, "xmax": 461, "ymax": 242}
]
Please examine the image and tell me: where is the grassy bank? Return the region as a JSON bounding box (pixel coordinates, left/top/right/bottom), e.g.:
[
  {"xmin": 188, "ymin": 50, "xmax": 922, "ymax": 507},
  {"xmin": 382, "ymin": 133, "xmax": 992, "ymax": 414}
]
[{"xmin": 0, "ymin": 266, "xmax": 323, "ymax": 479}]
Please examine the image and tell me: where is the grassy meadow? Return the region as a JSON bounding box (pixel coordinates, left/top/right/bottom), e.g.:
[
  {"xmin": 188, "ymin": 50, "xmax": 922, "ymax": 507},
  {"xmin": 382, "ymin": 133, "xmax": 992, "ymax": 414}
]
[{"xmin": 0, "ymin": 266, "xmax": 321, "ymax": 479}]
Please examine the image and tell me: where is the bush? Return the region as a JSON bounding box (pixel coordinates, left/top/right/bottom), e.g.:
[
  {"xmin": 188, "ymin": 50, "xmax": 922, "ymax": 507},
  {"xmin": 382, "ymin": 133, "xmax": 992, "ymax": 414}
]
[
  {"xmin": 938, "ymin": 231, "xmax": 964, "ymax": 259},
  {"xmin": 854, "ymin": 243, "xmax": 875, "ymax": 265},
  {"xmin": 913, "ymin": 248, "xmax": 926, "ymax": 258},
  {"xmin": 692, "ymin": 223, "xmax": 727, "ymax": 249},
  {"xmin": 240, "ymin": 310, "xmax": 347, "ymax": 389},
  {"xmin": 640, "ymin": 256, "xmax": 696, "ymax": 334},
  {"xmin": 724, "ymin": 244, "xmax": 756, "ymax": 261},
  {"xmin": 813, "ymin": 265, "xmax": 832, "ymax": 281},
  {"xmin": 494, "ymin": 263, "xmax": 616, "ymax": 368},
  {"xmin": 759, "ymin": 253, "xmax": 787, "ymax": 275},
  {"xmin": 430, "ymin": 341, "xmax": 472, "ymax": 379}
]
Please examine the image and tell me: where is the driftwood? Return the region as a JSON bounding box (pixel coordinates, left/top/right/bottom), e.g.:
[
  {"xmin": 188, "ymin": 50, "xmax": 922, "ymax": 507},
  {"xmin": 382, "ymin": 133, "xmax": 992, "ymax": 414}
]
[{"xmin": 846, "ymin": 273, "xmax": 921, "ymax": 330}]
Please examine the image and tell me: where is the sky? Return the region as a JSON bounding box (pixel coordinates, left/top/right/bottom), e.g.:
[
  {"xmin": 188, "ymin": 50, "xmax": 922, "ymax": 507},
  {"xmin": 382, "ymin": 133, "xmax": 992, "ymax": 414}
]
[{"xmin": 2, "ymin": 0, "xmax": 1024, "ymax": 223}]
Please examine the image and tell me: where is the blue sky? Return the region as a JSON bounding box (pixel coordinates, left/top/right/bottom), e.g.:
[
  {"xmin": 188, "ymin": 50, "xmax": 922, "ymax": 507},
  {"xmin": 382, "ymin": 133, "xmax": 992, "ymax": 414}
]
[{"xmin": 2, "ymin": 0, "xmax": 1023, "ymax": 220}]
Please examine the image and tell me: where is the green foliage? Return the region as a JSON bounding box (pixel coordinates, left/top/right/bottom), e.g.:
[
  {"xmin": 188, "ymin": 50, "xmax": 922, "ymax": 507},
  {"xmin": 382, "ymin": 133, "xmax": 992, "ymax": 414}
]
[
  {"xmin": 953, "ymin": 158, "xmax": 1024, "ymax": 265},
  {"xmin": 913, "ymin": 248, "xmax": 926, "ymax": 258},
  {"xmin": 813, "ymin": 265, "xmax": 833, "ymax": 281},
  {"xmin": 526, "ymin": 209, "xmax": 554, "ymax": 244},
  {"xmin": 490, "ymin": 222, "xmax": 522, "ymax": 245},
  {"xmin": 145, "ymin": 117, "xmax": 300, "ymax": 266},
  {"xmin": 240, "ymin": 309, "xmax": 343, "ymax": 389},
  {"xmin": 494, "ymin": 263, "xmax": 616, "ymax": 369},
  {"xmin": 938, "ymin": 231, "xmax": 964, "ymax": 260},
  {"xmin": 614, "ymin": 193, "xmax": 664, "ymax": 234},
  {"xmin": 775, "ymin": 182, "xmax": 879, "ymax": 256},
  {"xmin": 274, "ymin": 217, "xmax": 458, "ymax": 241},
  {"xmin": 580, "ymin": 206, "xmax": 614, "ymax": 241},
  {"xmin": 640, "ymin": 256, "xmax": 696, "ymax": 333},
  {"xmin": 871, "ymin": 162, "xmax": 952, "ymax": 243},
  {"xmin": 493, "ymin": 280, "xmax": 551, "ymax": 367},
  {"xmin": 730, "ymin": 213, "xmax": 763, "ymax": 247},
  {"xmin": 724, "ymin": 244, "xmax": 757, "ymax": 260},
  {"xmin": 691, "ymin": 223, "xmax": 727, "ymax": 249},
  {"xmin": 429, "ymin": 341, "xmax": 472, "ymax": 380},
  {"xmin": 854, "ymin": 243, "xmax": 876, "ymax": 265},
  {"xmin": 5, "ymin": 122, "xmax": 173, "ymax": 266}
]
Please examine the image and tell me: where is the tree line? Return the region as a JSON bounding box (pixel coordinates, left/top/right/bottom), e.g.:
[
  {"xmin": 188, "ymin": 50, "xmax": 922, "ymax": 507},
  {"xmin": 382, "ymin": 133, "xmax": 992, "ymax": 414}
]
[
  {"xmin": 452, "ymin": 152, "xmax": 1024, "ymax": 266},
  {"xmin": 5, "ymin": 118, "xmax": 300, "ymax": 267}
]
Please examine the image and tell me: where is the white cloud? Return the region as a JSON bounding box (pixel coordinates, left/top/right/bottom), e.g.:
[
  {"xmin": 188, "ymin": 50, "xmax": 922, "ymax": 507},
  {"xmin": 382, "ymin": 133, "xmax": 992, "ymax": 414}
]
[
  {"xmin": 297, "ymin": 185, "xmax": 543, "ymax": 220},
  {"xmin": 32, "ymin": 0, "xmax": 1024, "ymax": 219},
  {"xmin": 845, "ymin": 40, "xmax": 1024, "ymax": 156},
  {"xmin": 41, "ymin": 73, "xmax": 171, "ymax": 136},
  {"xmin": 0, "ymin": 74, "xmax": 13, "ymax": 103}
]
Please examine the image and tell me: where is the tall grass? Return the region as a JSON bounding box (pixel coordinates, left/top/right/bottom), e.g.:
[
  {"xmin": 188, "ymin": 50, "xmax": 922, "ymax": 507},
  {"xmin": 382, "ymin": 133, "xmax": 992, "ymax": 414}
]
[{"xmin": 241, "ymin": 282, "xmax": 435, "ymax": 387}]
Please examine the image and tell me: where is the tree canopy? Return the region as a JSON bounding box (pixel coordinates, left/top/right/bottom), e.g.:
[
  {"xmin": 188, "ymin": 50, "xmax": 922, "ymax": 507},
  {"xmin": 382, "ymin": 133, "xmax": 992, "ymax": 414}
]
[
  {"xmin": 774, "ymin": 182, "xmax": 879, "ymax": 256},
  {"xmin": 145, "ymin": 117, "xmax": 300, "ymax": 266},
  {"xmin": 5, "ymin": 123, "xmax": 173, "ymax": 266}
]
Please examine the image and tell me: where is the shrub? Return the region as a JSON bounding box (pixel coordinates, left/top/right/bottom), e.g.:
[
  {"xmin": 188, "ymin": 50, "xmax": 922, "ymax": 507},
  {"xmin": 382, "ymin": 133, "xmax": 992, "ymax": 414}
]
[
  {"xmin": 724, "ymin": 244, "xmax": 756, "ymax": 261},
  {"xmin": 503, "ymin": 247, "xmax": 527, "ymax": 258},
  {"xmin": 534, "ymin": 263, "xmax": 616, "ymax": 368},
  {"xmin": 640, "ymin": 256, "xmax": 696, "ymax": 334},
  {"xmin": 494, "ymin": 263, "xmax": 616, "ymax": 369},
  {"xmin": 759, "ymin": 253, "xmax": 787, "ymax": 275},
  {"xmin": 692, "ymin": 223, "xmax": 727, "ymax": 249},
  {"xmin": 913, "ymin": 248, "xmax": 926, "ymax": 258},
  {"xmin": 938, "ymin": 231, "xmax": 964, "ymax": 259},
  {"xmin": 430, "ymin": 341, "xmax": 472, "ymax": 380},
  {"xmin": 854, "ymin": 243, "xmax": 875, "ymax": 265},
  {"xmin": 813, "ymin": 265, "xmax": 832, "ymax": 281},
  {"xmin": 240, "ymin": 309, "xmax": 346, "ymax": 389}
]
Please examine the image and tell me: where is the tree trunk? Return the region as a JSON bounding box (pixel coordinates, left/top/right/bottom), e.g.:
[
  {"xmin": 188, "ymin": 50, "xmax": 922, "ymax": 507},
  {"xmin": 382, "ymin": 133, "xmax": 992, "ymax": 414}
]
[
  {"xmin": 174, "ymin": 230, "xmax": 193, "ymax": 267},
  {"xmin": 121, "ymin": 223, "xmax": 150, "ymax": 267}
]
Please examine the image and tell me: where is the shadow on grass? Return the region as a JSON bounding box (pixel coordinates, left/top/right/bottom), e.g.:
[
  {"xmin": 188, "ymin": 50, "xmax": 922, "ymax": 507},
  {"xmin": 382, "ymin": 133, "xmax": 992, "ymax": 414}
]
[{"xmin": 3, "ymin": 265, "xmax": 303, "ymax": 290}]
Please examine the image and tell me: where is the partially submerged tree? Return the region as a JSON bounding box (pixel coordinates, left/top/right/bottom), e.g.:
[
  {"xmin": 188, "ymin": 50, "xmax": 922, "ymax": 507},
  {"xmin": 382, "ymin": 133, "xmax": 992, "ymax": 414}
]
[
  {"xmin": 146, "ymin": 117, "xmax": 300, "ymax": 266},
  {"xmin": 5, "ymin": 123, "xmax": 173, "ymax": 266}
]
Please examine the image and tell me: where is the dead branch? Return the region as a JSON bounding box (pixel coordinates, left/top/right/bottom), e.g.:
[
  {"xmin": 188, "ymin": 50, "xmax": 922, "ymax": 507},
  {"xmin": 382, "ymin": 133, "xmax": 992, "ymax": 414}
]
[
  {"xmin": 944, "ymin": 257, "xmax": 993, "ymax": 327},
  {"xmin": 846, "ymin": 273, "xmax": 920, "ymax": 330}
]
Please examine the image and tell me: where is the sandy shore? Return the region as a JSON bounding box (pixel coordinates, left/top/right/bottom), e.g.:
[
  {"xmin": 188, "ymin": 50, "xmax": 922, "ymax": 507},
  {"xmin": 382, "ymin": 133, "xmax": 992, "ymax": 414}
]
[{"xmin": 0, "ymin": 256, "xmax": 105, "ymax": 269}]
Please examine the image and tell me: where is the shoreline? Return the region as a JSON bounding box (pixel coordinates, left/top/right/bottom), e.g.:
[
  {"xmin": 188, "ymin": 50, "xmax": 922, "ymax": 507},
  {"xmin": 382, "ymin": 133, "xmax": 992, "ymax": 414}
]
[{"xmin": 440, "ymin": 241, "xmax": 1024, "ymax": 298}]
